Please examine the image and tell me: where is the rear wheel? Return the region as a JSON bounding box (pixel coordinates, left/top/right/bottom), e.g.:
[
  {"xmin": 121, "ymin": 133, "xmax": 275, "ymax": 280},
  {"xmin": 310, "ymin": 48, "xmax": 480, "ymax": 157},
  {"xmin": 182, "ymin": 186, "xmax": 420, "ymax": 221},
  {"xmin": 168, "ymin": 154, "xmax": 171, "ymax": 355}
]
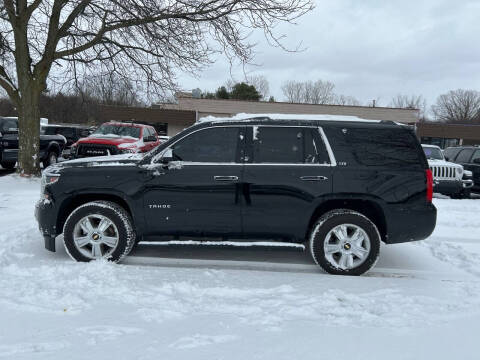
[
  {"xmin": 63, "ymin": 201, "xmax": 135, "ymax": 263},
  {"xmin": 309, "ymin": 209, "xmax": 380, "ymax": 276},
  {"xmin": 0, "ymin": 161, "xmax": 15, "ymax": 169}
]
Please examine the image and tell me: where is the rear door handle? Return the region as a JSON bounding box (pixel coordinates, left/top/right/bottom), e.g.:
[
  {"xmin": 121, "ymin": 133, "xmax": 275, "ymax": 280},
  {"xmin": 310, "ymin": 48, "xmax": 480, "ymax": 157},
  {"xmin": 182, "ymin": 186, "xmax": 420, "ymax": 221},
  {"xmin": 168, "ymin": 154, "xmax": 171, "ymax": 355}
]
[
  {"xmin": 300, "ymin": 176, "xmax": 328, "ymax": 181},
  {"xmin": 214, "ymin": 175, "xmax": 239, "ymax": 181}
]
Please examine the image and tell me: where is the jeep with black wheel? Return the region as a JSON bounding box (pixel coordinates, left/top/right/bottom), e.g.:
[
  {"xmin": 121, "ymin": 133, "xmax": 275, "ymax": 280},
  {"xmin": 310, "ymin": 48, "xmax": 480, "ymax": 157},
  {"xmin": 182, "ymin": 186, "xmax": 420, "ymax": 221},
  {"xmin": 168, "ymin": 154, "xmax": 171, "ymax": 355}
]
[{"xmin": 35, "ymin": 114, "xmax": 436, "ymax": 275}]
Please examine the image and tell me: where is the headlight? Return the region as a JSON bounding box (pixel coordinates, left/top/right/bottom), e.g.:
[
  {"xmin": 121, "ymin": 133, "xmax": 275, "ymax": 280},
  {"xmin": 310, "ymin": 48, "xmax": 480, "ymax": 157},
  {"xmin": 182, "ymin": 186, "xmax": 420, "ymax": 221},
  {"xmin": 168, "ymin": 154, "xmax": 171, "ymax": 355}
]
[
  {"xmin": 120, "ymin": 147, "xmax": 137, "ymax": 154},
  {"xmin": 456, "ymin": 167, "xmax": 463, "ymax": 175},
  {"xmin": 463, "ymin": 170, "xmax": 473, "ymax": 178},
  {"xmin": 41, "ymin": 172, "xmax": 60, "ymax": 194}
]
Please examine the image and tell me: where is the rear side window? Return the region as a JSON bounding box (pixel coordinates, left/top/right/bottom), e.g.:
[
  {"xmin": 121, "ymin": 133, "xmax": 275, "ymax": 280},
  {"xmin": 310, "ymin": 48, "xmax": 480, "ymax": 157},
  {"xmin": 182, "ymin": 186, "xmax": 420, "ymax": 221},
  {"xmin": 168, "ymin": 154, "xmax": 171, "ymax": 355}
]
[
  {"xmin": 172, "ymin": 127, "xmax": 240, "ymax": 163},
  {"xmin": 252, "ymin": 127, "xmax": 330, "ymax": 164},
  {"xmin": 444, "ymin": 148, "xmax": 461, "ymax": 162},
  {"xmin": 345, "ymin": 127, "xmax": 422, "ymax": 168},
  {"xmin": 456, "ymin": 149, "xmax": 474, "ymax": 163}
]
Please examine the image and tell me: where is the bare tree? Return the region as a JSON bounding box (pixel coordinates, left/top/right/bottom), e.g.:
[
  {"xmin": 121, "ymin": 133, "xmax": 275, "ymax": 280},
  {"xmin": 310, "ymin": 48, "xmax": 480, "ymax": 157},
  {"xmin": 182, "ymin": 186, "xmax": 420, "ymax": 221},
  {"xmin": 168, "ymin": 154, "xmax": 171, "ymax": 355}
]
[
  {"xmin": 333, "ymin": 94, "xmax": 360, "ymax": 106},
  {"xmin": 431, "ymin": 89, "xmax": 480, "ymax": 123},
  {"xmin": 79, "ymin": 74, "xmax": 142, "ymax": 107},
  {"xmin": 390, "ymin": 94, "xmax": 427, "ymax": 120},
  {"xmin": 281, "ymin": 80, "xmax": 305, "ymax": 103},
  {"xmin": 247, "ymin": 74, "xmax": 269, "ymax": 100},
  {"xmin": 282, "ymin": 79, "xmax": 357, "ymax": 105},
  {"xmin": 0, "ymin": 0, "xmax": 313, "ymax": 175},
  {"xmin": 304, "ymin": 80, "xmax": 335, "ymax": 104}
]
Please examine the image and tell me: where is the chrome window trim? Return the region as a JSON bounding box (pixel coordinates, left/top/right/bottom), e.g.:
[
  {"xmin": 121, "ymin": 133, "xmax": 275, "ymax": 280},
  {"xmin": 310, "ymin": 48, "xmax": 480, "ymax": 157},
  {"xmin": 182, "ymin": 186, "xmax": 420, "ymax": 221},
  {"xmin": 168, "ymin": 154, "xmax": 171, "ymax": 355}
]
[
  {"xmin": 150, "ymin": 124, "xmax": 337, "ymax": 167},
  {"xmin": 318, "ymin": 126, "xmax": 337, "ymax": 166}
]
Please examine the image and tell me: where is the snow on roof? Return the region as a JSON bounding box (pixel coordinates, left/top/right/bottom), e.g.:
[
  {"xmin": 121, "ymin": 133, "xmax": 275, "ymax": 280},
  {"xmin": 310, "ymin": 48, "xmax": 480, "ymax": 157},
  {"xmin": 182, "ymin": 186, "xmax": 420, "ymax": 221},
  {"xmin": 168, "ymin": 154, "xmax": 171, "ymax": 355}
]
[
  {"xmin": 421, "ymin": 144, "xmax": 441, "ymax": 148},
  {"xmin": 198, "ymin": 113, "xmax": 382, "ymax": 124}
]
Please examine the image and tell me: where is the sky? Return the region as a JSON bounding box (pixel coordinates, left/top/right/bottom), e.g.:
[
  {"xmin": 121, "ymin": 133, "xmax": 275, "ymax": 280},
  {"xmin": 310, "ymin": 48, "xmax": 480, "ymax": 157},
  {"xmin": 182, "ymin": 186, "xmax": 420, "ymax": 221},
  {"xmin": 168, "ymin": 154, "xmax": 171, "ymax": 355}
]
[{"xmin": 176, "ymin": 0, "xmax": 480, "ymax": 108}]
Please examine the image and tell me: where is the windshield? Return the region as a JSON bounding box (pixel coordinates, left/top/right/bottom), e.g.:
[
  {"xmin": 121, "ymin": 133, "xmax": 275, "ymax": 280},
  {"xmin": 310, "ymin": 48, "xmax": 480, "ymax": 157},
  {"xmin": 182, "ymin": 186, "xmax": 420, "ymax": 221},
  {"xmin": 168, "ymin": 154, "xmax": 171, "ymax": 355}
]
[
  {"xmin": 423, "ymin": 146, "xmax": 444, "ymax": 160},
  {"xmin": 91, "ymin": 124, "xmax": 140, "ymax": 139}
]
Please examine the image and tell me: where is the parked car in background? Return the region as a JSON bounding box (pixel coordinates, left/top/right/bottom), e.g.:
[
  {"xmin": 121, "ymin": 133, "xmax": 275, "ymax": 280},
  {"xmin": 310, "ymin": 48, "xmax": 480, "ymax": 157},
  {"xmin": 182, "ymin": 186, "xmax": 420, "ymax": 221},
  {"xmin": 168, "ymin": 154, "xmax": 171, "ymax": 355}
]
[
  {"xmin": 41, "ymin": 124, "xmax": 93, "ymax": 159},
  {"xmin": 422, "ymin": 144, "xmax": 472, "ymax": 198},
  {"xmin": 444, "ymin": 146, "xmax": 480, "ymax": 194},
  {"xmin": 36, "ymin": 115, "xmax": 436, "ymax": 276},
  {"xmin": 0, "ymin": 117, "xmax": 66, "ymax": 169},
  {"xmin": 70, "ymin": 121, "xmax": 160, "ymax": 159}
]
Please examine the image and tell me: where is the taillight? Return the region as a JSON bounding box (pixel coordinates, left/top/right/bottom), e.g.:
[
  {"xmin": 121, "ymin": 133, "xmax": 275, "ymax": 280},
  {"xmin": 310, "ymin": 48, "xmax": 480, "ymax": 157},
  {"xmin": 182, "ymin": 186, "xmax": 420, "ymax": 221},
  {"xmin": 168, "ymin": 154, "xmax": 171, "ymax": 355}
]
[{"xmin": 426, "ymin": 169, "xmax": 433, "ymax": 202}]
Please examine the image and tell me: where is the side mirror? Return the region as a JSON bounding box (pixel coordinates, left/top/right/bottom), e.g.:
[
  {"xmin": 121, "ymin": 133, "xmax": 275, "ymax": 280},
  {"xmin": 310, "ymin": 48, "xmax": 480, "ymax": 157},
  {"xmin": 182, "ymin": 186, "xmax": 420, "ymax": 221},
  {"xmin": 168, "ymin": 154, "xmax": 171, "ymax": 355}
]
[
  {"xmin": 473, "ymin": 158, "xmax": 480, "ymax": 164},
  {"xmin": 160, "ymin": 148, "xmax": 173, "ymax": 164},
  {"xmin": 144, "ymin": 135, "xmax": 157, "ymax": 142}
]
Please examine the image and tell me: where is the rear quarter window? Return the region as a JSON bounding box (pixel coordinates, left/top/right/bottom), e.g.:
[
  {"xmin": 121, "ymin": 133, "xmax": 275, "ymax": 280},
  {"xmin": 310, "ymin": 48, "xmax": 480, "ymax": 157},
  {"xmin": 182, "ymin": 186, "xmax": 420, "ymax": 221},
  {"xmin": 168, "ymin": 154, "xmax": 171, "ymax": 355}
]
[{"xmin": 324, "ymin": 126, "xmax": 424, "ymax": 168}]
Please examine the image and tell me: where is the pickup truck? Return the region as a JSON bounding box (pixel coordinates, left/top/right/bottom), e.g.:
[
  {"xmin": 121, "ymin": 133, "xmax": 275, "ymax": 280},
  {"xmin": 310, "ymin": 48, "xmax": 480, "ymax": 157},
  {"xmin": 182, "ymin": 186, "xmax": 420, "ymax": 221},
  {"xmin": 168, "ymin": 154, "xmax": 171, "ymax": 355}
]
[{"xmin": 0, "ymin": 117, "xmax": 66, "ymax": 169}]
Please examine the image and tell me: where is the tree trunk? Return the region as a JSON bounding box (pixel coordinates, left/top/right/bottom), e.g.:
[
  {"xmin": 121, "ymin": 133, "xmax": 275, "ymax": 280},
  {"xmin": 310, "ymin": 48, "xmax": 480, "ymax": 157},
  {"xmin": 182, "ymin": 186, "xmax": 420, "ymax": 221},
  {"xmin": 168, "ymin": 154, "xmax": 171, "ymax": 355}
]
[{"xmin": 17, "ymin": 89, "xmax": 41, "ymax": 177}]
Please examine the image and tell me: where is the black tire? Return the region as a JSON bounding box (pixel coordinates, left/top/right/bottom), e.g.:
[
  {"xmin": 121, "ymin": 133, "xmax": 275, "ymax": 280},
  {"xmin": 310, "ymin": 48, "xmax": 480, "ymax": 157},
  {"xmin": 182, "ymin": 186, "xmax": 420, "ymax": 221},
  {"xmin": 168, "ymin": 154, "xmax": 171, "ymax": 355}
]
[
  {"xmin": 63, "ymin": 201, "xmax": 136, "ymax": 263},
  {"xmin": 309, "ymin": 209, "xmax": 380, "ymax": 276},
  {"xmin": 461, "ymin": 189, "xmax": 471, "ymax": 199},
  {"xmin": 0, "ymin": 161, "xmax": 15, "ymax": 169},
  {"xmin": 42, "ymin": 150, "xmax": 58, "ymax": 168}
]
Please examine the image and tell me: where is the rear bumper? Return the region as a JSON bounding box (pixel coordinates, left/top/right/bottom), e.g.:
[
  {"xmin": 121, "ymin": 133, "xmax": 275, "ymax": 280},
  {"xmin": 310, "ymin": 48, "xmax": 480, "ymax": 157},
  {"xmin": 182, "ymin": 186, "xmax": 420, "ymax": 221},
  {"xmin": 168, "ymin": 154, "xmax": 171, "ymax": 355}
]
[{"xmin": 384, "ymin": 203, "xmax": 437, "ymax": 244}]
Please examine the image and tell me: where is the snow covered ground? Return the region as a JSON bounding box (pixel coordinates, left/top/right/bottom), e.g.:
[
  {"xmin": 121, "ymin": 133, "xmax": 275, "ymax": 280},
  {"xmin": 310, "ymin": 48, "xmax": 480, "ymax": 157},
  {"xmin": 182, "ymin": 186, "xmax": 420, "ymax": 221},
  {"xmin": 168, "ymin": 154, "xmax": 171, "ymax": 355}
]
[{"xmin": 0, "ymin": 175, "xmax": 479, "ymax": 359}]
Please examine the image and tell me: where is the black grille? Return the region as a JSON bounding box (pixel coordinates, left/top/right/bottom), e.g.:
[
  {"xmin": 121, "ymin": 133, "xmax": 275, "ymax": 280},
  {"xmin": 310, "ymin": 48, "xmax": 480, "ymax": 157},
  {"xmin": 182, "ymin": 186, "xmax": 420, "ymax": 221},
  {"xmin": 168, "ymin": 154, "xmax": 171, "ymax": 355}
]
[{"xmin": 77, "ymin": 144, "xmax": 119, "ymax": 157}]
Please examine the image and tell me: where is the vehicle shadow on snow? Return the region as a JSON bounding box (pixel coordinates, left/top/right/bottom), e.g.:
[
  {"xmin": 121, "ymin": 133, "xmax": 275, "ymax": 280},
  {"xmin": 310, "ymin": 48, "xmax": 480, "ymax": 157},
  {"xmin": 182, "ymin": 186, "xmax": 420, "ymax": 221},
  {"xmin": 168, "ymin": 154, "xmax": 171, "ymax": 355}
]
[{"xmin": 52, "ymin": 236, "xmax": 430, "ymax": 278}]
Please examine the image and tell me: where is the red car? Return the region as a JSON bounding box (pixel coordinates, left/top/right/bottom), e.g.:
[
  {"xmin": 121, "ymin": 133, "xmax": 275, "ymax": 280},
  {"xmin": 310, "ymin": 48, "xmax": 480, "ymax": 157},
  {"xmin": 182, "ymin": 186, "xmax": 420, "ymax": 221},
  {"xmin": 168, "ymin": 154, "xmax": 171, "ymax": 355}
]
[{"xmin": 70, "ymin": 122, "xmax": 160, "ymax": 158}]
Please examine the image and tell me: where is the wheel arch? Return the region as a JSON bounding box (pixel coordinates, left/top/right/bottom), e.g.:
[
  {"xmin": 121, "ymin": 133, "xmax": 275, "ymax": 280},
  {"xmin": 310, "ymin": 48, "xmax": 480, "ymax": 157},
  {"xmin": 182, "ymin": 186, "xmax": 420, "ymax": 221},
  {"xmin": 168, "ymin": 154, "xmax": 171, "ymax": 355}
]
[
  {"xmin": 57, "ymin": 193, "xmax": 135, "ymax": 235},
  {"xmin": 45, "ymin": 142, "xmax": 61, "ymax": 157},
  {"xmin": 306, "ymin": 197, "xmax": 387, "ymax": 242}
]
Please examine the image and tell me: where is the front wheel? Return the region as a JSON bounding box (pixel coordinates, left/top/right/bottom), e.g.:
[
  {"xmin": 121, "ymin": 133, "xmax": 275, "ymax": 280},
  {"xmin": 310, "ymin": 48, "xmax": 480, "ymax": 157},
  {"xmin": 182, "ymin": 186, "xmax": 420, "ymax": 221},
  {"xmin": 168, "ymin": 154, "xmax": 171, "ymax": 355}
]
[
  {"xmin": 63, "ymin": 201, "xmax": 136, "ymax": 262},
  {"xmin": 309, "ymin": 209, "xmax": 380, "ymax": 276},
  {"xmin": 42, "ymin": 151, "xmax": 58, "ymax": 168},
  {"xmin": 0, "ymin": 161, "xmax": 15, "ymax": 169}
]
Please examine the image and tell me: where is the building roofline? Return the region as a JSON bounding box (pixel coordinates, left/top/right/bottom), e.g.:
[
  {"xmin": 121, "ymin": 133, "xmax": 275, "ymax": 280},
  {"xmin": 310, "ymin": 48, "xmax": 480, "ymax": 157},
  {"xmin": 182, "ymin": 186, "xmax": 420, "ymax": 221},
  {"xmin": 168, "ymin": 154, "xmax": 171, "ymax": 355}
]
[{"xmin": 162, "ymin": 96, "xmax": 419, "ymax": 112}]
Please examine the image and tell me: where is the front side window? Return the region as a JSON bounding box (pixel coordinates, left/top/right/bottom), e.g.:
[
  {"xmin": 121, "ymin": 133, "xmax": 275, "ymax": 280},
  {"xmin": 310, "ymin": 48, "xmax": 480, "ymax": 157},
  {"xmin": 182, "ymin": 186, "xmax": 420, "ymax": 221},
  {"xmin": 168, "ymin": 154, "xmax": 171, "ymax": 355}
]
[
  {"xmin": 456, "ymin": 149, "xmax": 474, "ymax": 163},
  {"xmin": 252, "ymin": 126, "xmax": 330, "ymax": 164},
  {"xmin": 470, "ymin": 150, "xmax": 480, "ymax": 163},
  {"xmin": 171, "ymin": 127, "xmax": 240, "ymax": 163},
  {"xmin": 91, "ymin": 124, "xmax": 141, "ymax": 139}
]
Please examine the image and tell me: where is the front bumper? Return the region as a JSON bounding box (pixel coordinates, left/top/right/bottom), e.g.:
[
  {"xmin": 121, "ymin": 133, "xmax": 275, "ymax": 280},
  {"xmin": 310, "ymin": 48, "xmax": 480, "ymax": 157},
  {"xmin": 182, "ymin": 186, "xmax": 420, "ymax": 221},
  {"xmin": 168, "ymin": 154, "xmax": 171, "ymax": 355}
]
[
  {"xmin": 463, "ymin": 179, "xmax": 474, "ymax": 189},
  {"xmin": 1, "ymin": 149, "xmax": 18, "ymax": 162},
  {"xmin": 433, "ymin": 179, "xmax": 463, "ymax": 196},
  {"xmin": 35, "ymin": 199, "xmax": 58, "ymax": 252}
]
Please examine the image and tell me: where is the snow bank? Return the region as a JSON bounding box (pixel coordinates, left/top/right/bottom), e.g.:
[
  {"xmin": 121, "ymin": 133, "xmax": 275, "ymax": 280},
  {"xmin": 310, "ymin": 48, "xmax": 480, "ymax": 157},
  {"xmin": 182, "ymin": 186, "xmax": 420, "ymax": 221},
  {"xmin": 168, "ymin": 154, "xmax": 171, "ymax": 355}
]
[{"xmin": 1, "ymin": 176, "xmax": 480, "ymax": 359}]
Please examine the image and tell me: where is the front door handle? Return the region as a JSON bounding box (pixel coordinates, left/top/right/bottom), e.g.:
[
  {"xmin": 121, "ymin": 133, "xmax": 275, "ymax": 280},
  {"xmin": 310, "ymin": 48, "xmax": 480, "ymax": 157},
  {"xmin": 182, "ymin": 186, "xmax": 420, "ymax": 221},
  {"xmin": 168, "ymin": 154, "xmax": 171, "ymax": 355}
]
[
  {"xmin": 214, "ymin": 175, "xmax": 239, "ymax": 181},
  {"xmin": 300, "ymin": 176, "xmax": 328, "ymax": 181}
]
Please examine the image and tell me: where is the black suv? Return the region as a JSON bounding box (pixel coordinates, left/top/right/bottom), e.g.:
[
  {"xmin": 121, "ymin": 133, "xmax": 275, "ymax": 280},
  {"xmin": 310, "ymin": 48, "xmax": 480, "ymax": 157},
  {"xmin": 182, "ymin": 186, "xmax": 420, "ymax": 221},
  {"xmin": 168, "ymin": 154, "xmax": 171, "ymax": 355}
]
[
  {"xmin": 0, "ymin": 117, "xmax": 66, "ymax": 169},
  {"xmin": 444, "ymin": 146, "xmax": 480, "ymax": 193},
  {"xmin": 35, "ymin": 116, "xmax": 436, "ymax": 275},
  {"xmin": 41, "ymin": 124, "xmax": 93, "ymax": 159}
]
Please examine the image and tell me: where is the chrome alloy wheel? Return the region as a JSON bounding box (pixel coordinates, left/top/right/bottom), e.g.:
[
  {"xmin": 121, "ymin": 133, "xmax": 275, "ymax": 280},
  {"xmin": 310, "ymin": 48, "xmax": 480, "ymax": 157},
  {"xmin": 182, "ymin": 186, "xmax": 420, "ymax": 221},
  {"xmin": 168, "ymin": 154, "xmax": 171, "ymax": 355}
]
[
  {"xmin": 324, "ymin": 224, "xmax": 371, "ymax": 270},
  {"xmin": 72, "ymin": 214, "xmax": 119, "ymax": 259}
]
